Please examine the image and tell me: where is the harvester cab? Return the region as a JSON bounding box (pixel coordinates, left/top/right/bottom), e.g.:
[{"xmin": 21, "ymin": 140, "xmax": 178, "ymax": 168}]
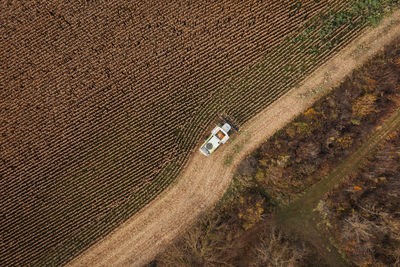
[{"xmin": 199, "ymin": 122, "xmax": 232, "ymax": 156}]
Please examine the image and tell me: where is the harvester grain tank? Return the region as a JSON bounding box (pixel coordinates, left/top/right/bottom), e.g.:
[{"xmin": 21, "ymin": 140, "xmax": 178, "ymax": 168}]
[{"xmin": 199, "ymin": 123, "xmax": 232, "ymax": 156}]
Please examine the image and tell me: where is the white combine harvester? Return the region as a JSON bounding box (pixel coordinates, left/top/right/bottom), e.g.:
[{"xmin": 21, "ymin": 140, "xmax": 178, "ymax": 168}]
[{"xmin": 199, "ymin": 123, "xmax": 232, "ymax": 156}]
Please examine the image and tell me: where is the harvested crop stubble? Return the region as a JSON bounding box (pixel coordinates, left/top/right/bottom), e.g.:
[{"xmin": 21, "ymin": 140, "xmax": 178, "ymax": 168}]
[{"xmin": 0, "ymin": 0, "xmax": 398, "ymax": 265}]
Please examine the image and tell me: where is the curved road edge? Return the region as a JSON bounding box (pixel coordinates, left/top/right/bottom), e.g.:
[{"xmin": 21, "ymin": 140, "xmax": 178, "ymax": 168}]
[{"xmin": 68, "ymin": 9, "xmax": 400, "ymax": 267}]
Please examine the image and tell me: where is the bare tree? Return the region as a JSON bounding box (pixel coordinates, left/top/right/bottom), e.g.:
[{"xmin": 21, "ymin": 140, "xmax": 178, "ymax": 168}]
[
  {"xmin": 251, "ymin": 227, "xmax": 307, "ymax": 267},
  {"xmin": 342, "ymin": 214, "xmax": 374, "ymax": 243},
  {"xmin": 157, "ymin": 212, "xmax": 234, "ymax": 266}
]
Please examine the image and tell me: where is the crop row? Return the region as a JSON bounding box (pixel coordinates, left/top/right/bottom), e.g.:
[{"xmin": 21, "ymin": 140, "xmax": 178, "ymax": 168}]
[{"xmin": 2, "ymin": 0, "xmax": 399, "ymax": 266}]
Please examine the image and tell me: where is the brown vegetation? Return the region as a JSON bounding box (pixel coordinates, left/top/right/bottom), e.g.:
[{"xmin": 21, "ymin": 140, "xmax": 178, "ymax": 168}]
[
  {"xmin": 1, "ymin": 1, "xmax": 350, "ymax": 265},
  {"xmin": 155, "ymin": 36, "xmax": 400, "ymax": 266},
  {"xmin": 320, "ymin": 129, "xmax": 400, "ymax": 266},
  {"xmin": 1, "ymin": 0, "xmax": 399, "ymax": 265},
  {"xmin": 250, "ymin": 228, "xmax": 312, "ymax": 267},
  {"xmin": 155, "ymin": 209, "xmax": 320, "ymax": 267},
  {"xmin": 243, "ymin": 38, "xmax": 400, "ymax": 206}
]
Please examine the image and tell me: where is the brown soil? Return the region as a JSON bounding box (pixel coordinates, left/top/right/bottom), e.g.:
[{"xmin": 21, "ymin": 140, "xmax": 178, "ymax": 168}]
[{"xmin": 68, "ymin": 9, "xmax": 400, "ymax": 267}]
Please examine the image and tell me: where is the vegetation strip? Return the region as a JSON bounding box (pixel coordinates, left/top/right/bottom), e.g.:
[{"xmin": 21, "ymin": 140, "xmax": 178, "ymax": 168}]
[
  {"xmin": 320, "ymin": 130, "xmax": 400, "ymax": 265},
  {"xmin": 71, "ymin": 9, "xmax": 400, "ymax": 267},
  {"xmin": 1, "ymin": 1, "xmax": 400, "ymax": 266},
  {"xmin": 155, "ymin": 32, "xmax": 400, "ymax": 266},
  {"xmin": 276, "ymin": 107, "xmax": 400, "ymax": 267}
]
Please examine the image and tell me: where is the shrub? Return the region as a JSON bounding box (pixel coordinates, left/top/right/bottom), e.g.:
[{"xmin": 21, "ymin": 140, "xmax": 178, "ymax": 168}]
[{"xmin": 352, "ymin": 94, "xmax": 377, "ymax": 118}]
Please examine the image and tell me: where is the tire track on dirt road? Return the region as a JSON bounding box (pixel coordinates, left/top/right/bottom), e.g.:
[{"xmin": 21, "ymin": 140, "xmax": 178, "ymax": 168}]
[{"xmin": 68, "ymin": 9, "xmax": 400, "ymax": 267}]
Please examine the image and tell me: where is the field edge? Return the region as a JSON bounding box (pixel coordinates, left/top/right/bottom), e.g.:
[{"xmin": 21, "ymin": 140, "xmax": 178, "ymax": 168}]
[{"xmin": 68, "ymin": 8, "xmax": 400, "ymax": 267}]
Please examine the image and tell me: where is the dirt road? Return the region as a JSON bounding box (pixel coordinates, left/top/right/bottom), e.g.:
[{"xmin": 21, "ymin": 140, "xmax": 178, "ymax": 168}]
[{"xmin": 69, "ymin": 10, "xmax": 400, "ymax": 267}]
